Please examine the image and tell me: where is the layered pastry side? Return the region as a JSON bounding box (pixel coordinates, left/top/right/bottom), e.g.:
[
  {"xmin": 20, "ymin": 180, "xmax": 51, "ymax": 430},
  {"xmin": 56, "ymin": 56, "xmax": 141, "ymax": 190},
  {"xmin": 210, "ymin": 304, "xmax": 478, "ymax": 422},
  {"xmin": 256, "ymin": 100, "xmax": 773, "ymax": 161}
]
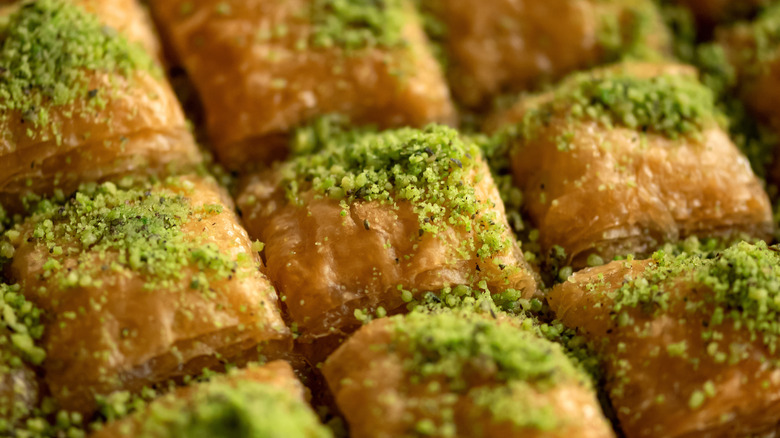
[
  {"xmin": 0, "ymin": 175, "xmax": 291, "ymax": 416},
  {"xmin": 91, "ymin": 361, "xmax": 332, "ymax": 438},
  {"xmin": 322, "ymin": 306, "xmax": 615, "ymax": 438},
  {"xmin": 149, "ymin": 0, "xmax": 456, "ymax": 170},
  {"xmin": 237, "ymin": 122, "xmax": 537, "ymax": 361},
  {"xmin": 418, "ymin": 0, "xmax": 670, "ymax": 108},
  {"xmin": 484, "ymin": 62, "xmax": 773, "ymax": 270},
  {"xmin": 0, "ymin": 0, "xmax": 201, "ymax": 212},
  {"xmin": 548, "ymin": 241, "xmax": 780, "ymax": 437}
]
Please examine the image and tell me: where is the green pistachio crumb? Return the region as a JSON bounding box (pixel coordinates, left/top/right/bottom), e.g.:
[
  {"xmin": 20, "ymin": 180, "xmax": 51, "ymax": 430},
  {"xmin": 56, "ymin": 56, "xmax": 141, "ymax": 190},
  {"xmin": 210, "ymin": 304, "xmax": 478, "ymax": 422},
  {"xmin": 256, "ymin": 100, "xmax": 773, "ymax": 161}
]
[
  {"xmin": 385, "ymin": 308, "xmax": 588, "ymax": 431},
  {"xmin": 137, "ymin": 372, "xmax": 332, "ymax": 437},
  {"xmin": 285, "ymin": 118, "xmax": 509, "ymax": 258},
  {"xmin": 4, "ymin": 178, "xmax": 246, "ymax": 292},
  {"xmin": 0, "ymin": 0, "xmax": 155, "ymax": 139},
  {"xmin": 501, "ymin": 68, "xmax": 721, "ymax": 144},
  {"xmin": 310, "ymin": 0, "xmax": 405, "ymax": 50}
]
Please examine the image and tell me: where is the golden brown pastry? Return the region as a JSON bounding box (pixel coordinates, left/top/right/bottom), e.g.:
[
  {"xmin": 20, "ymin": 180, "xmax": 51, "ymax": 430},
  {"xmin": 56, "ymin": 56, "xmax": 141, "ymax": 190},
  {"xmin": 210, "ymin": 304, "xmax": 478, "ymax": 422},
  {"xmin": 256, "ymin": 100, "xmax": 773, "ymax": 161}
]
[
  {"xmin": 0, "ymin": 283, "xmax": 45, "ymax": 435},
  {"xmin": 237, "ymin": 122, "xmax": 536, "ymax": 360},
  {"xmin": 323, "ymin": 307, "xmax": 614, "ymax": 438},
  {"xmin": 149, "ymin": 0, "xmax": 456, "ymax": 170},
  {"xmin": 0, "ymin": 0, "xmax": 200, "ymax": 212},
  {"xmin": 419, "ymin": 0, "xmax": 670, "ymax": 108},
  {"xmin": 75, "ymin": 0, "xmax": 162, "ymax": 59},
  {"xmin": 1, "ymin": 174, "xmax": 291, "ymax": 415},
  {"xmin": 91, "ymin": 360, "xmax": 332, "ymax": 438},
  {"xmin": 484, "ymin": 62, "xmax": 773, "ymax": 269},
  {"xmin": 548, "ymin": 241, "xmax": 780, "ymax": 437}
]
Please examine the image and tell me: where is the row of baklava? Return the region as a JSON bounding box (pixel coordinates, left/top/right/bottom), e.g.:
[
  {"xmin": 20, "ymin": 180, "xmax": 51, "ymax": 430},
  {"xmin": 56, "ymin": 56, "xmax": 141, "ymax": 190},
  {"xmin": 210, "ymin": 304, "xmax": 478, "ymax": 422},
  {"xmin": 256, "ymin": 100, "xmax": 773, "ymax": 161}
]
[{"xmin": 2, "ymin": 0, "xmax": 780, "ymax": 437}]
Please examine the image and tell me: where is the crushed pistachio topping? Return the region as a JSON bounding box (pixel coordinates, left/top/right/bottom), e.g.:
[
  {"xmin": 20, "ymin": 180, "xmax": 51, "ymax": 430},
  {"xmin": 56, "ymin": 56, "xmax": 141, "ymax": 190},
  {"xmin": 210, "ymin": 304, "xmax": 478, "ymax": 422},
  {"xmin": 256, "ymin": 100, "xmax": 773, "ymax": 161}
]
[
  {"xmin": 0, "ymin": 283, "xmax": 45, "ymax": 433},
  {"xmin": 310, "ymin": 0, "xmax": 405, "ymax": 50},
  {"xmin": 0, "ymin": 0, "xmax": 155, "ymax": 141},
  {"xmin": 3, "ymin": 179, "xmax": 247, "ymax": 292},
  {"xmin": 134, "ymin": 375, "xmax": 332, "ymax": 437},
  {"xmin": 696, "ymin": 43, "xmax": 737, "ymax": 98},
  {"xmin": 386, "ymin": 308, "xmax": 586, "ymax": 431},
  {"xmin": 506, "ymin": 69, "xmax": 721, "ymax": 143},
  {"xmin": 612, "ymin": 241, "xmax": 780, "ymax": 357},
  {"xmin": 598, "ymin": 0, "xmax": 670, "ymax": 62},
  {"xmin": 727, "ymin": 3, "xmax": 780, "ymax": 66},
  {"xmin": 0, "ymin": 204, "xmax": 16, "ymax": 263},
  {"xmin": 285, "ymin": 119, "xmax": 510, "ymax": 258},
  {"xmin": 0, "ymin": 283, "xmax": 45, "ymax": 367},
  {"xmin": 658, "ymin": 3, "xmax": 697, "ymax": 62},
  {"xmin": 695, "ymin": 5, "xmax": 780, "ymax": 176}
]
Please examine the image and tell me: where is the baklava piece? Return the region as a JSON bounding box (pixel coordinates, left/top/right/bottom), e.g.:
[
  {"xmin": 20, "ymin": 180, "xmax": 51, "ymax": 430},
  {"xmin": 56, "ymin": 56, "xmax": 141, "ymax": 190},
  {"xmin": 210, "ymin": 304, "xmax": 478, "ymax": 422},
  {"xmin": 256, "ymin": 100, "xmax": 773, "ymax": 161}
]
[
  {"xmin": 238, "ymin": 123, "xmax": 536, "ymax": 358},
  {"xmin": 548, "ymin": 241, "xmax": 780, "ymax": 437},
  {"xmin": 419, "ymin": 0, "xmax": 670, "ymax": 108},
  {"xmin": 149, "ymin": 0, "xmax": 455, "ymax": 169},
  {"xmin": 92, "ymin": 360, "xmax": 332, "ymax": 438},
  {"xmin": 485, "ymin": 62, "xmax": 772, "ymax": 269},
  {"xmin": 323, "ymin": 308, "xmax": 614, "ymax": 438},
  {"xmin": 1, "ymin": 175, "xmax": 291, "ymax": 414},
  {"xmin": 0, "ymin": 283, "xmax": 45, "ymax": 434},
  {"xmin": 0, "ymin": 0, "xmax": 200, "ymax": 211},
  {"xmin": 706, "ymin": 3, "xmax": 780, "ymax": 176}
]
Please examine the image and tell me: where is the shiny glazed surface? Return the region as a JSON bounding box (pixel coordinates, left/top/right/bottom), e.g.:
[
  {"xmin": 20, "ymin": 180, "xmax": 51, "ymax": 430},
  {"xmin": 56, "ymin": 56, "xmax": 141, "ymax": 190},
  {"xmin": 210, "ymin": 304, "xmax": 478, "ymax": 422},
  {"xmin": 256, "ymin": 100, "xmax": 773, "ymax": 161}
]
[
  {"xmin": 485, "ymin": 63, "xmax": 773, "ymax": 268},
  {"xmin": 5, "ymin": 176, "xmax": 291, "ymax": 414},
  {"xmin": 238, "ymin": 161, "xmax": 536, "ymax": 352},
  {"xmin": 150, "ymin": 0, "xmax": 456, "ymax": 170}
]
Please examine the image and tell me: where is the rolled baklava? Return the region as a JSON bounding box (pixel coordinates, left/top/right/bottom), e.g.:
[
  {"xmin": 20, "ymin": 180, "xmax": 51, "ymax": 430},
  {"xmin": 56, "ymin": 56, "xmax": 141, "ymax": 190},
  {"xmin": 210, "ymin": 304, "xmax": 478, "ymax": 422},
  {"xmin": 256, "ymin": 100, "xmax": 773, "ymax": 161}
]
[
  {"xmin": 91, "ymin": 360, "xmax": 331, "ymax": 438},
  {"xmin": 238, "ymin": 122, "xmax": 536, "ymax": 358},
  {"xmin": 149, "ymin": 0, "xmax": 456, "ymax": 170},
  {"xmin": 0, "ymin": 0, "xmax": 200, "ymax": 212},
  {"xmin": 485, "ymin": 62, "xmax": 773, "ymax": 269},
  {"xmin": 323, "ymin": 308, "xmax": 614, "ymax": 438},
  {"xmin": 1, "ymin": 175, "xmax": 291, "ymax": 415},
  {"xmin": 548, "ymin": 241, "xmax": 780, "ymax": 437},
  {"xmin": 419, "ymin": 0, "xmax": 670, "ymax": 108}
]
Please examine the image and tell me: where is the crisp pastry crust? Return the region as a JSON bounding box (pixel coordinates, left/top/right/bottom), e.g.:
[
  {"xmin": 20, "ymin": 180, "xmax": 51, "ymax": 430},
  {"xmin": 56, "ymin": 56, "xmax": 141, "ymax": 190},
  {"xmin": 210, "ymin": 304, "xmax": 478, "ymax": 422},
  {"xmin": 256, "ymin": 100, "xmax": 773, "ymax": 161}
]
[
  {"xmin": 420, "ymin": 0, "xmax": 670, "ymax": 108},
  {"xmin": 149, "ymin": 0, "xmax": 456, "ymax": 170},
  {"xmin": 548, "ymin": 243, "xmax": 780, "ymax": 437},
  {"xmin": 237, "ymin": 126, "xmax": 536, "ymax": 359},
  {"xmin": 485, "ymin": 62, "xmax": 773, "ymax": 268},
  {"xmin": 0, "ymin": 0, "xmax": 200, "ymax": 212},
  {"xmin": 3, "ymin": 175, "xmax": 291, "ymax": 414},
  {"xmin": 74, "ymin": 0, "xmax": 162, "ymax": 59},
  {"xmin": 91, "ymin": 361, "xmax": 329, "ymax": 438},
  {"xmin": 0, "ymin": 71, "xmax": 201, "ymax": 212},
  {"xmin": 2, "ymin": 0, "xmax": 780, "ymax": 436},
  {"xmin": 322, "ymin": 311, "xmax": 614, "ymax": 438}
]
